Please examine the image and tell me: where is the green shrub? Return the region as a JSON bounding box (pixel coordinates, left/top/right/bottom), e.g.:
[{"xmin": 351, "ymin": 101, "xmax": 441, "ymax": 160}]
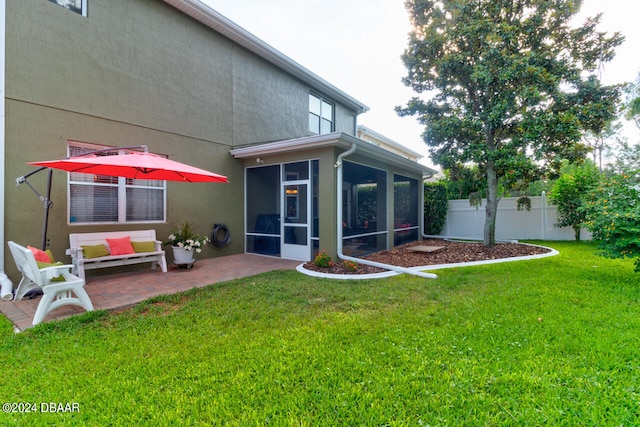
[
  {"xmin": 583, "ymin": 173, "xmax": 640, "ymax": 271},
  {"xmin": 342, "ymin": 260, "xmax": 358, "ymax": 272},
  {"xmin": 313, "ymin": 250, "xmax": 334, "ymax": 268},
  {"xmin": 548, "ymin": 162, "xmax": 600, "ymax": 240},
  {"xmin": 424, "ymin": 182, "xmax": 448, "ymax": 235}
]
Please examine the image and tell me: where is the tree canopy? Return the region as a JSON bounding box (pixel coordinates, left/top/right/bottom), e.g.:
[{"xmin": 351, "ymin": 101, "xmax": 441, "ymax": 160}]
[
  {"xmin": 622, "ymin": 72, "xmax": 640, "ymax": 130},
  {"xmin": 397, "ymin": 0, "xmax": 623, "ymax": 245}
]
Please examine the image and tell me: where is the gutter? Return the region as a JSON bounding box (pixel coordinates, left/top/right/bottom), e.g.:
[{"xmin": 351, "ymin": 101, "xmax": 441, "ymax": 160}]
[
  {"xmin": 335, "ymin": 142, "xmax": 437, "ymax": 279},
  {"xmin": 0, "ymin": 0, "xmax": 13, "ymax": 295}
]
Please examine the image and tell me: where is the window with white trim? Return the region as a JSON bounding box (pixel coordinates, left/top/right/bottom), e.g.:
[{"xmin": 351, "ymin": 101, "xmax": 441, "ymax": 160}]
[
  {"xmin": 309, "ymin": 93, "xmax": 334, "ymax": 134},
  {"xmin": 68, "ymin": 142, "xmax": 166, "ymax": 224}
]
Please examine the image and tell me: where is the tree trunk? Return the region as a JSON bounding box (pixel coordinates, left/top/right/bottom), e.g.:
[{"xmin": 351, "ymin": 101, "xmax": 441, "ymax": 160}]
[
  {"xmin": 573, "ymin": 225, "xmax": 581, "ymax": 241},
  {"xmin": 484, "ymin": 160, "xmax": 498, "ymax": 246}
]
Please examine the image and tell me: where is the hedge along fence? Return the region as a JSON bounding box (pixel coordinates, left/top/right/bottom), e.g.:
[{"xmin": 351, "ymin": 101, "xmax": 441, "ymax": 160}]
[
  {"xmin": 437, "ymin": 193, "xmax": 592, "ymax": 241},
  {"xmin": 424, "ymin": 183, "xmax": 448, "ymax": 235}
]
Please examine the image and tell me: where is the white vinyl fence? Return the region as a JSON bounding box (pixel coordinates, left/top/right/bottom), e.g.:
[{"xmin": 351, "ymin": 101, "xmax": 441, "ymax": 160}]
[{"xmin": 437, "ymin": 193, "xmax": 591, "ymax": 241}]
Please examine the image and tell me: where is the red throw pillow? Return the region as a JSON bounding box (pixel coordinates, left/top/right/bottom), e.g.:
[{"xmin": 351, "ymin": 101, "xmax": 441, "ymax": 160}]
[
  {"xmin": 28, "ymin": 246, "xmax": 52, "ymax": 263},
  {"xmin": 106, "ymin": 236, "xmax": 135, "ymax": 256}
]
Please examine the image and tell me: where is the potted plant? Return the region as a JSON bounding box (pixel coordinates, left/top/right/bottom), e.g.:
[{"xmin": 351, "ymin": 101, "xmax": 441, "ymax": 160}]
[{"xmin": 165, "ymin": 221, "xmax": 209, "ymax": 264}]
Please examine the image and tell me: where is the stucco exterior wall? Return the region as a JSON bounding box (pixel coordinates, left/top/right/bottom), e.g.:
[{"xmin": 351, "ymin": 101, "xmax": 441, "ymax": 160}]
[
  {"xmin": 231, "ymin": 48, "xmax": 306, "ymax": 144},
  {"xmin": 7, "ymin": 0, "xmax": 235, "ymax": 143},
  {"xmin": 231, "ymin": 53, "xmax": 357, "ymax": 143}
]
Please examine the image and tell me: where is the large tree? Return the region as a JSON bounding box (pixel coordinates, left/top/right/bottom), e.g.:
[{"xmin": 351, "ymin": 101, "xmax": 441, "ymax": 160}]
[{"xmin": 398, "ymin": 0, "xmax": 622, "ymax": 245}]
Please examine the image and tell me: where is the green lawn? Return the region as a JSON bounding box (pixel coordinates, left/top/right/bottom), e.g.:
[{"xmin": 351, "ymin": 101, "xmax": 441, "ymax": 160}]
[{"xmin": 1, "ymin": 241, "xmax": 639, "ymax": 426}]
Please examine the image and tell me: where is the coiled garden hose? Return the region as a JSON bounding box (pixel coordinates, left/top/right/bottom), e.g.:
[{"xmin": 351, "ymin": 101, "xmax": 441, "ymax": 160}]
[{"xmin": 211, "ymin": 223, "xmax": 231, "ymax": 247}]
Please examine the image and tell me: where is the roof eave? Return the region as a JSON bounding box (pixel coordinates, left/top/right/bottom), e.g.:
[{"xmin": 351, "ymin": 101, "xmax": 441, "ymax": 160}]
[
  {"xmin": 230, "ymin": 133, "xmax": 438, "ymax": 176},
  {"xmin": 229, "ymin": 132, "xmax": 346, "ymax": 158}
]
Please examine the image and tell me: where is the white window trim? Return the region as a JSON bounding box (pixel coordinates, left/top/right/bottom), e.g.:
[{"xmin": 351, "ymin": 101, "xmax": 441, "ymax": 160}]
[
  {"xmin": 67, "ymin": 141, "xmax": 167, "ymax": 225},
  {"xmin": 309, "ymin": 93, "xmax": 334, "ymax": 135}
]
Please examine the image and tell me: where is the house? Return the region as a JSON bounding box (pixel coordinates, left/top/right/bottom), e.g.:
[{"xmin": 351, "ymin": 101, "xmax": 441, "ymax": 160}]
[{"xmin": 0, "ymin": 0, "xmax": 436, "ymax": 286}]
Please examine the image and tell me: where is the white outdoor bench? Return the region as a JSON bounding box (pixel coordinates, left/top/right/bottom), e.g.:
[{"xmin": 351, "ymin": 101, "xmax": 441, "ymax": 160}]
[
  {"xmin": 67, "ymin": 230, "xmax": 168, "ymax": 280},
  {"xmin": 8, "ymin": 241, "xmax": 94, "ymax": 325}
]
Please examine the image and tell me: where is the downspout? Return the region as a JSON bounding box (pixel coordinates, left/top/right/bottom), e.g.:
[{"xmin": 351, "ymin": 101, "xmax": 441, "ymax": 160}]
[
  {"xmin": 335, "ymin": 142, "xmax": 437, "ymax": 279},
  {"xmin": 0, "ymin": 0, "xmax": 13, "ymax": 294}
]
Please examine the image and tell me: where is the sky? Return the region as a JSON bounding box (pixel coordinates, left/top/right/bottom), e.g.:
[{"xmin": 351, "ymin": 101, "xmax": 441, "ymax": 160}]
[{"xmin": 201, "ymin": 0, "xmax": 640, "ymax": 169}]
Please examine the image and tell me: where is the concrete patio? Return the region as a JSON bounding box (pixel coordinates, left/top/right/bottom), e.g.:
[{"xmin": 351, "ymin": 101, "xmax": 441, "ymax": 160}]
[{"xmin": 1, "ymin": 254, "xmax": 300, "ymax": 332}]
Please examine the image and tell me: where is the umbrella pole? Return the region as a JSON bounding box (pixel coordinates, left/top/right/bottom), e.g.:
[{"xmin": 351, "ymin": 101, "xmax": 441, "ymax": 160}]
[
  {"xmin": 16, "ymin": 166, "xmax": 53, "ymax": 250},
  {"xmin": 41, "ymin": 169, "xmax": 53, "ymax": 250}
]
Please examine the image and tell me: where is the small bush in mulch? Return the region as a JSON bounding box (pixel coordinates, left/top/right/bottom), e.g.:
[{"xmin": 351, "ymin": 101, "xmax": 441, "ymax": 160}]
[{"xmin": 306, "ymin": 250, "xmax": 386, "ymax": 275}]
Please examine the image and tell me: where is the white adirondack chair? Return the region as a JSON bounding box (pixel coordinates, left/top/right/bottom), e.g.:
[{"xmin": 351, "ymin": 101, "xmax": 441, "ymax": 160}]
[{"xmin": 8, "ymin": 241, "xmax": 94, "ymax": 325}]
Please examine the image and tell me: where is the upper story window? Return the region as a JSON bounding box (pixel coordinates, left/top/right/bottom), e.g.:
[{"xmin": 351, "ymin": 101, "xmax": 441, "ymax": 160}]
[
  {"xmin": 68, "ymin": 142, "xmax": 166, "ymax": 224},
  {"xmin": 48, "ymin": 0, "xmax": 87, "ymax": 17},
  {"xmin": 309, "ymin": 93, "xmax": 334, "ymax": 135}
]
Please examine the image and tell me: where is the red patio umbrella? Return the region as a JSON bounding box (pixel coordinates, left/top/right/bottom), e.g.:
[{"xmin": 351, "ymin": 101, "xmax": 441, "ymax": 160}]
[
  {"xmin": 28, "ymin": 151, "xmax": 229, "ymax": 183},
  {"xmin": 18, "ymin": 146, "xmax": 228, "ymax": 250}
]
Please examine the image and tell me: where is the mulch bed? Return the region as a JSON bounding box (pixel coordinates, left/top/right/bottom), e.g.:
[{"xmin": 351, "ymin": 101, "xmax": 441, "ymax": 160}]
[{"xmin": 302, "ymin": 239, "xmax": 552, "ymax": 275}]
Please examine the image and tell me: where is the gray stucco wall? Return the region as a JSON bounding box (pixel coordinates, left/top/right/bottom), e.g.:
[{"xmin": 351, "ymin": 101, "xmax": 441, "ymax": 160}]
[
  {"xmin": 8, "ymin": 0, "xmax": 235, "ymax": 143},
  {"xmin": 7, "ymin": 0, "xmax": 361, "ymax": 148}
]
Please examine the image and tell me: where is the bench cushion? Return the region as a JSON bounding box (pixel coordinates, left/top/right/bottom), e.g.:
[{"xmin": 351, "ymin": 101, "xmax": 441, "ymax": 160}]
[
  {"xmin": 82, "ymin": 244, "xmax": 110, "ymax": 259},
  {"xmin": 106, "ymin": 236, "xmax": 135, "ymax": 255},
  {"xmin": 131, "ymin": 240, "xmax": 155, "ymax": 253}
]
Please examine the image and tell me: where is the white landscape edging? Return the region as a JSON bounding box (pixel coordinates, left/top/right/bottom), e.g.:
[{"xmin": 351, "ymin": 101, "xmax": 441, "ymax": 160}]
[
  {"xmin": 296, "ymin": 243, "xmax": 559, "ymax": 280},
  {"xmin": 296, "ymin": 264, "xmax": 401, "ymax": 280},
  {"xmin": 408, "ymin": 243, "xmax": 559, "ymax": 272}
]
